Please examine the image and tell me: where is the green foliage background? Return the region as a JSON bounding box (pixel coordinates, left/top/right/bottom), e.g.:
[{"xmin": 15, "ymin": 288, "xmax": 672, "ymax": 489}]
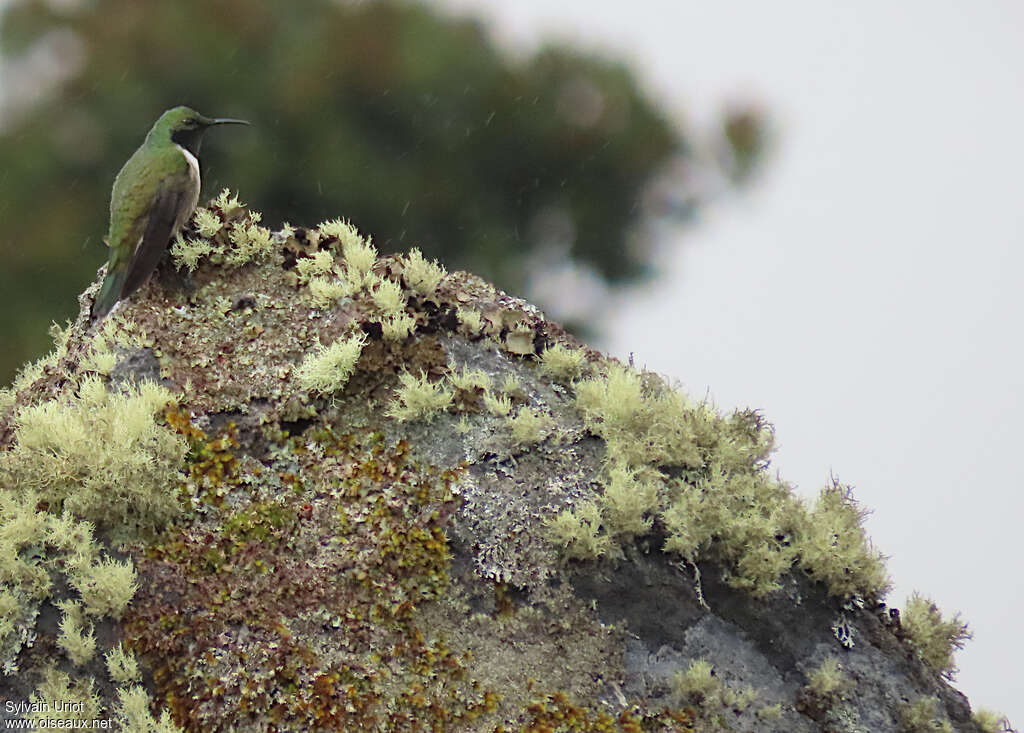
[{"xmin": 0, "ymin": 0, "xmax": 763, "ymax": 384}]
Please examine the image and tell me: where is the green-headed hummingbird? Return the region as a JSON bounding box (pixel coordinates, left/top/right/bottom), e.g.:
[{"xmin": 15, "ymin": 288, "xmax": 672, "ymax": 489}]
[{"xmin": 91, "ymin": 106, "xmax": 249, "ymax": 321}]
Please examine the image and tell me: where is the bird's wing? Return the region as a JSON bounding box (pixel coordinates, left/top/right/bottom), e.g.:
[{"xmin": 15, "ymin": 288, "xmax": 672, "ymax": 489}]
[{"xmin": 119, "ymin": 181, "xmax": 190, "ymax": 302}]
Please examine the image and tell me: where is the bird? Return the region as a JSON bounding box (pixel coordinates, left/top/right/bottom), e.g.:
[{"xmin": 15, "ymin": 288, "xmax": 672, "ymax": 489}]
[{"xmin": 90, "ymin": 106, "xmax": 249, "ymax": 321}]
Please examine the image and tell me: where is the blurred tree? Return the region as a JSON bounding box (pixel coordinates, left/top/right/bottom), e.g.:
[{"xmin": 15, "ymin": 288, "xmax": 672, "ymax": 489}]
[{"xmin": 0, "ymin": 0, "xmax": 765, "ymax": 383}]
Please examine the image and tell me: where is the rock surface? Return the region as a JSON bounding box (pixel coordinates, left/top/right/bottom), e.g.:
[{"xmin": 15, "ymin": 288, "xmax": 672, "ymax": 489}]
[{"xmin": 0, "ymin": 202, "xmax": 1000, "ymax": 732}]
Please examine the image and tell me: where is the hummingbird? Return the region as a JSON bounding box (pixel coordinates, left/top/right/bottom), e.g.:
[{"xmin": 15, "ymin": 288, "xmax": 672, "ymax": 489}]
[{"xmin": 91, "ymin": 106, "xmax": 249, "ymax": 320}]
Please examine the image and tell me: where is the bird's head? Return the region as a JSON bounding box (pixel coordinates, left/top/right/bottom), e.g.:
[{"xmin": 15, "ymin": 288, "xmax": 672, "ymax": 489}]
[{"xmin": 148, "ymin": 106, "xmax": 250, "ymax": 156}]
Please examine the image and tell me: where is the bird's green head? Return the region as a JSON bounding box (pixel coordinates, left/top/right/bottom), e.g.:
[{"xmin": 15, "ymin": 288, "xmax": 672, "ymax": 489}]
[{"xmin": 147, "ymin": 105, "xmax": 250, "ymax": 156}]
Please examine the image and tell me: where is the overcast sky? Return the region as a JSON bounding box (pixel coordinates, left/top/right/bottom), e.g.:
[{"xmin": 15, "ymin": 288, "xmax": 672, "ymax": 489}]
[{"xmin": 434, "ymin": 0, "xmax": 1023, "ymax": 724}]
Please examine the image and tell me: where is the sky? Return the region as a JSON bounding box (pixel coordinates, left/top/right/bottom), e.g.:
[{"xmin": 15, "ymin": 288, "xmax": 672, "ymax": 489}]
[{"xmin": 432, "ymin": 0, "xmax": 1023, "ymax": 724}]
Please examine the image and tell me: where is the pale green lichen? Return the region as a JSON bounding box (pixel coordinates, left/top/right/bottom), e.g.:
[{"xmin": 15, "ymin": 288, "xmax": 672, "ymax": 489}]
[
  {"xmin": 386, "ymin": 371, "xmax": 454, "ymax": 423},
  {"xmin": 796, "ymin": 478, "xmax": 891, "ymax": 600},
  {"xmin": 29, "ymin": 667, "xmax": 102, "ymax": 726},
  {"xmin": 538, "ymin": 343, "xmax": 587, "ymax": 382},
  {"xmin": 482, "ymin": 390, "xmax": 513, "ymax": 417},
  {"xmin": 70, "ymin": 556, "xmax": 138, "ymax": 618},
  {"xmin": 757, "ymin": 703, "xmax": 783, "ymax": 720},
  {"xmin": 575, "ymin": 364, "xmax": 702, "ymax": 469},
  {"xmin": 598, "ymin": 462, "xmax": 660, "ymax": 538},
  {"xmin": 295, "ymin": 332, "xmax": 367, "ymax": 395},
  {"xmin": 56, "ymin": 601, "xmax": 96, "ymax": 666},
  {"xmin": 404, "ymin": 247, "xmax": 447, "ymax": 296},
  {"xmin": 211, "ymin": 188, "xmax": 244, "ymax": 212},
  {"xmin": 898, "ymin": 696, "xmax": 954, "ymax": 733},
  {"xmin": 0, "ymin": 376, "xmax": 185, "ymax": 534},
  {"xmin": 448, "ymin": 366, "xmax": 491, "ymax": 392},
  {"xmin": 1, "ymin": 320, "xmax": 74, "ymax": 412},
  {"xmin": 371, "ymin": 277, "xmax": 407, "ymax": 315},
  {"xmin": 193, "ymin": 207, "xmax": 223, "ymax": 238},
  {"xmin": 506, "ymin": 406, "xmax": 554, "ymax": 448},
  {"xmin": 321, "ymin": 218, "xmax": 378, "ymax": 287},
  {"xmin": 662, "ymin": 463, "xmax": 799, "ymax": 596},
  {"xmin": 547, "ymin": 501, "xmax": 613, "ymax": 560},
  {"xmin": 106, "ymin": 644, "xmax": 142, "ymax": 685},
  {"xmin": 307, "ymin": 275, "xmax": 351, "ymax": 309},
  {"xmin": 226, "ymin": 219, "xmax": 274, "ymax": 265},
  {"xmin": 902, "ymin": 593, "xmax": 971, "ymax": 679},
  {"xmin": 116, "ymin": 685, "xmax": 183, "ymax": 732},
  {"xmin": 805, "ymin": 656, "xmax": 849, "ymax": 701},
  {"xmin": 170, "ymin": 233, "xmax": 215, "ymax": 272},
  {"xmin": 555, "ymin": 361, "xmax": 892, "ymax": 602},
  {"xmin": 381, "ymin": 312, "xmax": 417, "ymax": 341},
  {"xmin": 456, "ymin": 306, "xmax": 484, "ymax": 334},
  {"xmin": 973, "ymin": 709, "xmax": 1015, "ymax": 733},
  {"xmin": 672, "ymin": 658, "xmax": 758, "ymax": 713},
  {"xmin": 294, "ymin": 250, "xmax": 336, "ymax": 285}
]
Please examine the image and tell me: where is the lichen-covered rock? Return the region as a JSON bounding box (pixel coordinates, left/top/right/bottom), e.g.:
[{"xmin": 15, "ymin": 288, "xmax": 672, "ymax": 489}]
[{"xmin": 0, "ymin": 195, "xmax": 1005, "ymax": 732}]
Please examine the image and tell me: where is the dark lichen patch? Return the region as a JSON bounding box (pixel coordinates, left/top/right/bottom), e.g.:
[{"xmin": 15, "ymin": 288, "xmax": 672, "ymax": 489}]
[{"xmin": 124, "ymin": 430, "xmax": 498, "ymax": 731}]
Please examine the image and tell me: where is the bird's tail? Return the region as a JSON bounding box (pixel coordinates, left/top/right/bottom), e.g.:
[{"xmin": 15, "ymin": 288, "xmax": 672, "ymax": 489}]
[{"xmin": 91, "ymin": 268, "xmax": 127, "ymax": 321}]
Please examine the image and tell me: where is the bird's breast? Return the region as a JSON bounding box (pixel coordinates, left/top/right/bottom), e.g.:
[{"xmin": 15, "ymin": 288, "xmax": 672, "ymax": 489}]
[{"xmin": 175, "ymin": 143, "xmax": 202, "ymax": 230}]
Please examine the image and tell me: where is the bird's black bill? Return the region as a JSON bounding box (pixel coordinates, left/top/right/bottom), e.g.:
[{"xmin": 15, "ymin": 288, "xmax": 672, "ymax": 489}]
[{"xmin": 210, "ymin": 118, "xmax": 250, "ymax": 127}]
